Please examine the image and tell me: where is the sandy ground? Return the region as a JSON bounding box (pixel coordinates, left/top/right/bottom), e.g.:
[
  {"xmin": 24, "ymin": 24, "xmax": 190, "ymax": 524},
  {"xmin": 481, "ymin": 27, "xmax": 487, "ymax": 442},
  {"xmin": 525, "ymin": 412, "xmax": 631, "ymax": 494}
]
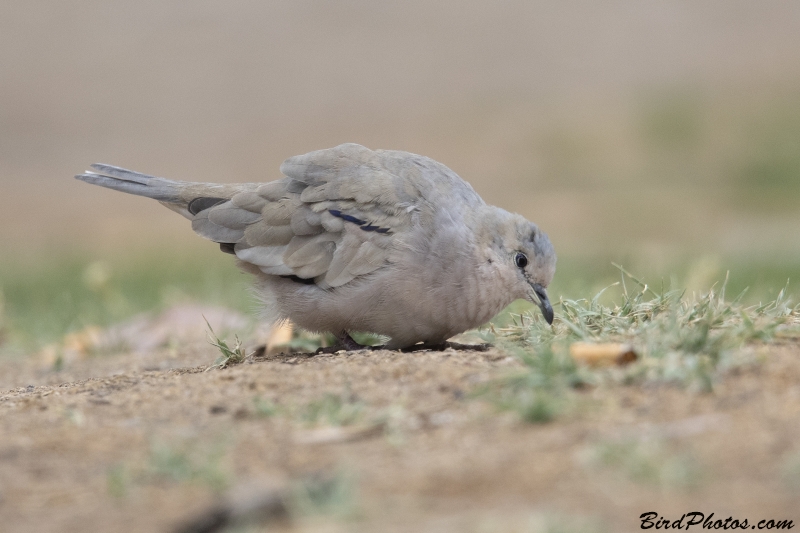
[{"xmin": 1, "ymin": 339, "xmax": 799, "ymax": 533}]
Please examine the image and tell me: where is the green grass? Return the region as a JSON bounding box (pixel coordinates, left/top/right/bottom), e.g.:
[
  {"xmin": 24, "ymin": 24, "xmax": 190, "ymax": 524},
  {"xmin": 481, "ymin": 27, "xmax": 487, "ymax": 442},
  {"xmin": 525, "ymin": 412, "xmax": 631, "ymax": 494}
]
[{"xmin": 555, "ymin": 266, "xmax": 793, "ymax": 385}]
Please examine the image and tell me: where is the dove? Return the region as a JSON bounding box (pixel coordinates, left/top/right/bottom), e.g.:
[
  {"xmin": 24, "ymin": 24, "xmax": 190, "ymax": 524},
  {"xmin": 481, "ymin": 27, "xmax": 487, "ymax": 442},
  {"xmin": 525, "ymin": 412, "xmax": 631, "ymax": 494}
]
[{"xmin": 76, "ymin": 143, "xmax": 556, "ymax": 350}]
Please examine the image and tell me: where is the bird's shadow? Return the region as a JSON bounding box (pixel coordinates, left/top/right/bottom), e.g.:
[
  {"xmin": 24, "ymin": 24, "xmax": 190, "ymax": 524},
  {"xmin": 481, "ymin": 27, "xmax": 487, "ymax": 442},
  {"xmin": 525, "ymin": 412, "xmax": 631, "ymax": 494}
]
[{"xmin": 315, "ymin": 341, "xmax": 492, "ymax": 355}]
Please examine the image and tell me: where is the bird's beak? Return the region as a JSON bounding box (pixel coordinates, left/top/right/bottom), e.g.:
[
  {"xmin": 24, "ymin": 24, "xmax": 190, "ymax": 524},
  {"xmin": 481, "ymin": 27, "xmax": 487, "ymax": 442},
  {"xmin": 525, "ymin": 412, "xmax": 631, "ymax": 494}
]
[{"xmin": 530, "ymin": 283, "xmax": 554, "ymax": 325}]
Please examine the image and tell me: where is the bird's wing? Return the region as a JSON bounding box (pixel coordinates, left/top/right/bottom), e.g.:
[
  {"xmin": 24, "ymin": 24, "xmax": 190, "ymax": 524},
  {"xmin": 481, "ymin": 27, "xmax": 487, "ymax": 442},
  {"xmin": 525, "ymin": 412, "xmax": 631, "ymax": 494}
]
[{"xmin": 194, "ymin": 143, "xmax": 484, "ymax": 288}]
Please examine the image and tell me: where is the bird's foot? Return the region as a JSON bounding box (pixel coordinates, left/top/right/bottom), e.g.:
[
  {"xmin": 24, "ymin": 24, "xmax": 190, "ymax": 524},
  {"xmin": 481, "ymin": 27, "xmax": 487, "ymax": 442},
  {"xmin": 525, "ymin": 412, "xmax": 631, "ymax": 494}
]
[{"xmin": 314, "ymin": 333, "xmax": 370, "ymax": 354}]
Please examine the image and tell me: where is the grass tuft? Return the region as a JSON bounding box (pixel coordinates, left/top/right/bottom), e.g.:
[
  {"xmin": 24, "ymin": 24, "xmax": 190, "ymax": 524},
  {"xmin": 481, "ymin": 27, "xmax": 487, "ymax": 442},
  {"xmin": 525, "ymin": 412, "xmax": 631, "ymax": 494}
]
[
  {"xmin": 205, "ymin": 316, "xmax": 249, "ymax": 370},
  {"xmin": 482, "ymin": 267, "xmax": 799, "ymax": 422},
  {"xmin": 507, "ymin": 267, "xmax": 797, "ymax": 386}
]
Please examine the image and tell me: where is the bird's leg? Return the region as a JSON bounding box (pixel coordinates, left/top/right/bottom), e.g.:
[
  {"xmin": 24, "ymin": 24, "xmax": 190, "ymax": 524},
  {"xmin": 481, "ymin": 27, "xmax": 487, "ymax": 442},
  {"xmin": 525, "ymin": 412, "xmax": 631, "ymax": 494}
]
[{"xmin": 338, "ymin": 332, "xmax": 368, "ymax": 351}]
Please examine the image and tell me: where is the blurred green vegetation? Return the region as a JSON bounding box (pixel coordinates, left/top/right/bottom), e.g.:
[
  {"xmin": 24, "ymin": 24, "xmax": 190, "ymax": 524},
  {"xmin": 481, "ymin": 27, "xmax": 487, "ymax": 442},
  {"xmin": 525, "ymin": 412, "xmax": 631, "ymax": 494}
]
[
  {"xmin": 532, "ymin": 88, "xmax": 800, "ymax": 211},
  {"xmin": 0, "ymin": 247, "xmax": 251, "ymax": 353},
  {"xmin": 639, "ymin": 89, "xmax": 800, "ymax": 211}
]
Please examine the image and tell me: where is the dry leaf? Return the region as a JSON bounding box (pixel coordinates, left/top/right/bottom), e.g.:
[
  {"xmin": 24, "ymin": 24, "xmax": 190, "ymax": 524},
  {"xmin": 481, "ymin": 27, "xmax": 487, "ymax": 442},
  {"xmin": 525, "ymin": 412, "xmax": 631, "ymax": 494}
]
[{"xmin": 570, "ymin": 342, "xmax": 637, "ymax": 367}]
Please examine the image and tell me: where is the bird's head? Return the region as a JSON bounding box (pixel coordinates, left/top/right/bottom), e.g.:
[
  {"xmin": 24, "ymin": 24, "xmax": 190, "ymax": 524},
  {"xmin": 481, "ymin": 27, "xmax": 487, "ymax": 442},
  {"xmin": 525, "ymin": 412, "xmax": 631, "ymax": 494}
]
[{"xmin": 480, "ymin": 209, "xmax": 557, "ymax": 324}]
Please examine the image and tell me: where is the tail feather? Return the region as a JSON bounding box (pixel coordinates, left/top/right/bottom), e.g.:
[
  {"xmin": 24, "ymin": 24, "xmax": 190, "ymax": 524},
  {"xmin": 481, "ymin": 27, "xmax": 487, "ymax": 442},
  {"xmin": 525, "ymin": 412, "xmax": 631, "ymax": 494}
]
[
  {"xmin": 75, "ymin": 164, "xmax": 184, "ymax": 203},
  {"xmin": 75, "ymin": 163, "xmax": 260, "ymax": 226}
]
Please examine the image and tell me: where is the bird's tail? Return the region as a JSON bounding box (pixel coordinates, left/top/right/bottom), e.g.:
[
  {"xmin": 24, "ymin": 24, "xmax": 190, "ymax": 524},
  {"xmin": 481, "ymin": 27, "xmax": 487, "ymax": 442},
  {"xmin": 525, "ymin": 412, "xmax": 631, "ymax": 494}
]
[
  {"xmin": 76, "ymin": 164, "xmax": 189, "ymax": 203},
  {"xmin": 75, "ymin": 164, "xmax": 244, "ymax": 219}
]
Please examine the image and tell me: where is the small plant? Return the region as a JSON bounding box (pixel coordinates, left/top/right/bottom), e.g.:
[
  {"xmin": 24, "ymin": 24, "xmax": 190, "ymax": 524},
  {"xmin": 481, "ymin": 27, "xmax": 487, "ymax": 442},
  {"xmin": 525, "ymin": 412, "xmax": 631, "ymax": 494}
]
[{"xmin": 205, "ymin": 316, "xmax": 249, "ymax": 370}]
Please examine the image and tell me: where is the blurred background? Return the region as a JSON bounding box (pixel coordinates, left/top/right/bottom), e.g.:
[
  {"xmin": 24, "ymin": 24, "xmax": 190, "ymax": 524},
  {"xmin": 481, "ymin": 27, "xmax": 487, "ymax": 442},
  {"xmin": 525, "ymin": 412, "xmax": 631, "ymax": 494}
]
[{"xmin": 2, "ymin": 0, "xmax": 800, "ymax": 351}]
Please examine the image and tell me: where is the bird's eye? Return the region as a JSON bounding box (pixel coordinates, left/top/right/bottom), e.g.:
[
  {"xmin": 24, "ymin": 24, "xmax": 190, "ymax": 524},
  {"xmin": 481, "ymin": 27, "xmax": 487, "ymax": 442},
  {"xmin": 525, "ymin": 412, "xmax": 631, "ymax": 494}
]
[{"xmin": 515, "ymin": 252, "xmax": 528, "ymax": 269}]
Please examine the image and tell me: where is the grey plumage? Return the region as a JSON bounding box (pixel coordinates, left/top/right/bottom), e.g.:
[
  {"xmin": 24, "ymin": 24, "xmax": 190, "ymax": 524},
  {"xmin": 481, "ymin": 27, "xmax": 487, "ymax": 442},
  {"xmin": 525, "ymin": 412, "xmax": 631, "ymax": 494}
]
[{"xmin": 75, "ymin": 143, "xmax": 557, "ymax": 349}]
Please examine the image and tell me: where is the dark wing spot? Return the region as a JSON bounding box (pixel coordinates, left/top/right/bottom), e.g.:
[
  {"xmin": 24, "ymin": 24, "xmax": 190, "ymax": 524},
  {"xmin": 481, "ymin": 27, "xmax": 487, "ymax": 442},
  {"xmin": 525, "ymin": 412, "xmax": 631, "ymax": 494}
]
[
  {"xmin": 328, "ymin": 209, "xmax": 366, "ymax": 226},
  {"xmin": 361, "ymin": 224, "xmax": 391, "ymax": 233},
  {"xmin": 280, "ymin": 275, "xmax": 317, "ymax": 285},
  {"xmin": 219, "ymin": 243, "xmax": 236, "ymax": 255},
  {"xmin": 188, "ymin": 197, "xmax": 228, "ymax": 215},
  {"xmin": 328, "ymin": 209, "xmax": 391, "ymax": 234}
]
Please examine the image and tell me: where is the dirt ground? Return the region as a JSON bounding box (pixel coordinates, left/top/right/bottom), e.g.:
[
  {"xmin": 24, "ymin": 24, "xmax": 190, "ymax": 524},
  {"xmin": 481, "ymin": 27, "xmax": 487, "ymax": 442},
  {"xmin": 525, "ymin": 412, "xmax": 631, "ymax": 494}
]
[{"xmin": 1, "ymin": 339, "xmax": 799, "ymax": 533}]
